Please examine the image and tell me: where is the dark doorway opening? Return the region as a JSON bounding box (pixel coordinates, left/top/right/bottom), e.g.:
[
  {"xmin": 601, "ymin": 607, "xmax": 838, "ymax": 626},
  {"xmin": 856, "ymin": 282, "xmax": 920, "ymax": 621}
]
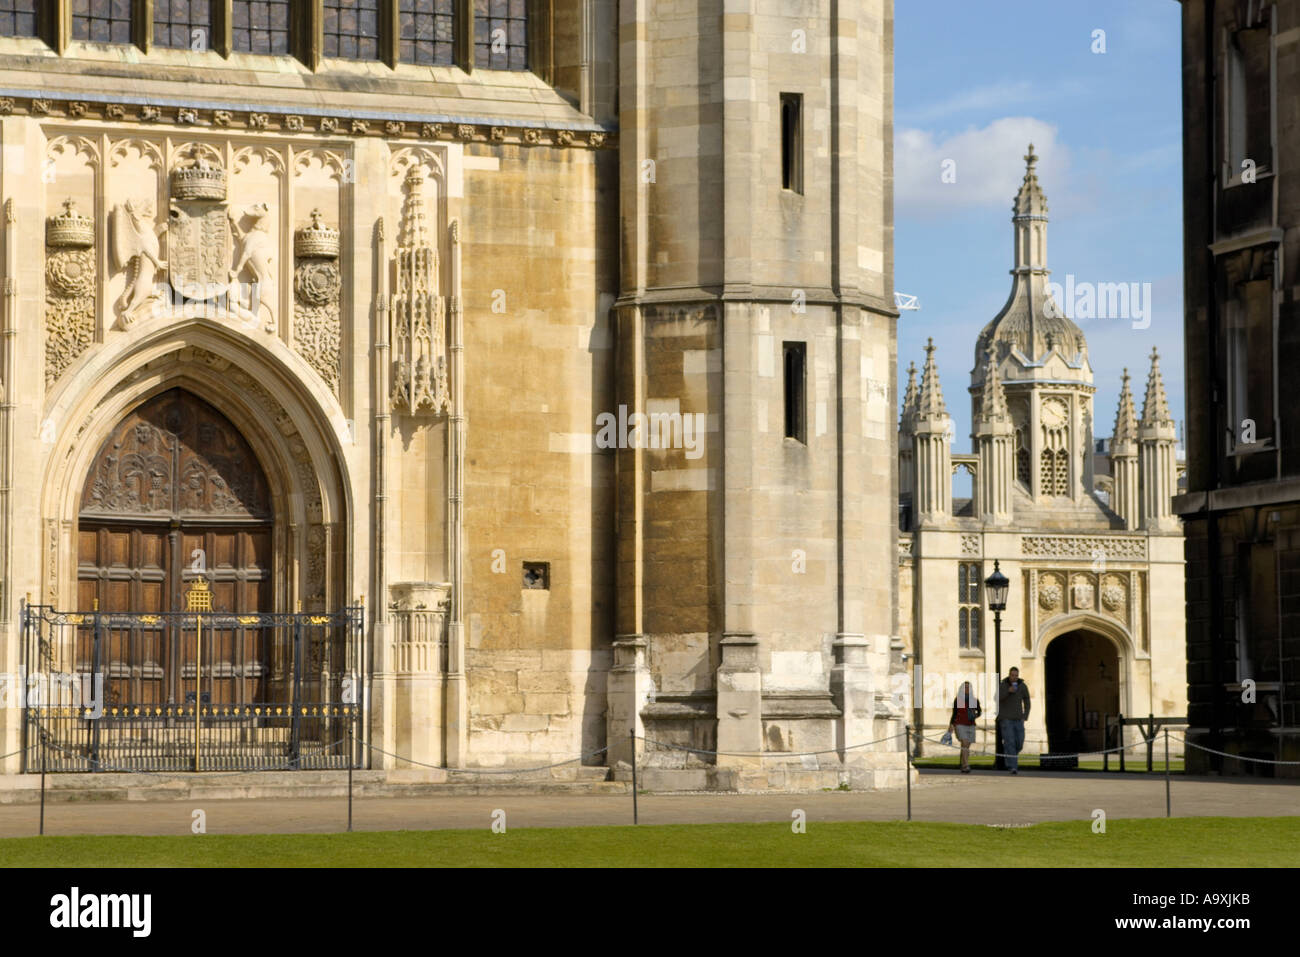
[{"xmin": 1045, "ymin": 630, "xmax": 1119, "ymax": 756}]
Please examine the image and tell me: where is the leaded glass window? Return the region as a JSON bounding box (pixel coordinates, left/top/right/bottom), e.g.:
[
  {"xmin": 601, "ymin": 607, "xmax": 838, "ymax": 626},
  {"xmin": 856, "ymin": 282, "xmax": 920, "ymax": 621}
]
[
  {"xmin": 154, "ymin": 0, "xmax": 213, "ymax": 49},
  {"xmin": 958, "ymin": 563, "xmax": 982, "ymax": 650},
  {"xmin": 233, "ymin": 0, "xmax": 290, "ymax": 55},
  {"xmin": 474, "ymin": 0, "xmax": 527, "ymax": 71},
  {"xmin": 324, "ymin": 0, "xmax": 380, "ymax": 60},
  {"xmin": 0, "ymin": 0, "xmax": 36, "ymax": 37},
  {"xmin": 400, "ymin": 0, "xmax": 453, "ymax": 65},
  {"xmin": 73, "ymin": 0, "xmax": 133, "ymax": 44}
]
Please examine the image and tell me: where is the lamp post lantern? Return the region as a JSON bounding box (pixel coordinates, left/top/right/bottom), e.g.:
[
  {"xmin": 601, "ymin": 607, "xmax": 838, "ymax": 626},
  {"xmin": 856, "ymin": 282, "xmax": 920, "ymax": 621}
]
[{"xmin": 984, "ymin": 560, "xmax": 1010, "ymax": 770}]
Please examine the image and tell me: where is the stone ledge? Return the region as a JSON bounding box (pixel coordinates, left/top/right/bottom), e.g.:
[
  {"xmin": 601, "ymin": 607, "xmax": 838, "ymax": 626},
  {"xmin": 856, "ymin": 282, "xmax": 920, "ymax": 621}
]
[{"xmin": 0, "ymin": 770, "xmax": 626, "ymax": 804}]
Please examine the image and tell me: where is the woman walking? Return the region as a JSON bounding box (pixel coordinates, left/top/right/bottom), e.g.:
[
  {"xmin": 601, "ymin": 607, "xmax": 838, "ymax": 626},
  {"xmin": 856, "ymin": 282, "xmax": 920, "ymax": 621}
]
[{"xmin": 948, "ymin": 681, "xmax": 982, "ymax": 773}]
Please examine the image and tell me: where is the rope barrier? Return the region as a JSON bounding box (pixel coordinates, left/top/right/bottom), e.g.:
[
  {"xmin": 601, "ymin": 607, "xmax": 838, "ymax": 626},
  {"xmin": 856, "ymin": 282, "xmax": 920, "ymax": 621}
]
[
  {"xmin": 0, "ymin": 744, "xmax": 36, "ymax": 762},
  {"xmin": 1174, "ymin": 734, "xmax": 1300, "ymax": 766},
  {"xmin": 918, "ymin": 728, "xmax": 1300, "ymax": 766},
  {"xmin": 917, "ymin": 731, "xmax": 1147, "ymax": 760},
  {"xmin": 14, "ymin": 722, "xmax": 1300, "ymax": 778}
]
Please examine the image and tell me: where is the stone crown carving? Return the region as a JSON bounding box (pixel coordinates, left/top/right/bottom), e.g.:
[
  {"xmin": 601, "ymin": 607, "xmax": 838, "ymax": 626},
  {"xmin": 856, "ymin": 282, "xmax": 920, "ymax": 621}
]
[
  {"xmin": 46, "ymin": 198, "xmax": 94, "ymax": 248},
  {"xmin": 295, "ymin": 208, "xmax": 339, "ymax": 259},
  {"xmin": 170, "ymin": 150, "xmax": 227, "ymax": 201}
]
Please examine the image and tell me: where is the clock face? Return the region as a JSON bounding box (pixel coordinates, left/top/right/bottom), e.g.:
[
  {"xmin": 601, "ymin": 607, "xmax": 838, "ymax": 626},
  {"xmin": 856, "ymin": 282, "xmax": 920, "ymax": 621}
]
[{"xmin": 1041, "ymin": 400, "xmax": 1067, "ymax": 428}]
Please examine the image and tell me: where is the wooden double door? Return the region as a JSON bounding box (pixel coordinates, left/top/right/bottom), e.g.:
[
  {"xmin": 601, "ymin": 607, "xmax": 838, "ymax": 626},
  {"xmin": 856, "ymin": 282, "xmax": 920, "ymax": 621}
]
[{"xmin": 76, "ymin": 389, "xmax": 276, "ymax": 707}]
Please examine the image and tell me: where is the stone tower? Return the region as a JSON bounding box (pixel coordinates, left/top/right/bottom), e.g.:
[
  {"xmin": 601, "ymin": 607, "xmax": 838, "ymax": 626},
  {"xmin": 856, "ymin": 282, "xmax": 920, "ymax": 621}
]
[
  {"xmin": 896, "ymin": 146, "xmax": 1187, "ymax": 764},
  {"xmin": 610, "ymin": 0, "xmax": 903, "ymax": 789},
  {"xmin": 971, "ymin": 145, "xmax": 1096, "ymax": 511}
]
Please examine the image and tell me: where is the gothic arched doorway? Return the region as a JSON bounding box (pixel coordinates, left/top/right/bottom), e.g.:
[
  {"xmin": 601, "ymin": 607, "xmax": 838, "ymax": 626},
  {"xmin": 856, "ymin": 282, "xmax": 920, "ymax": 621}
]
[
  {"xmin": 77, "ymin": 388, "xmax": 275, "ymax": 706},
  {"xmin": 1044, "ymin": 630, "xmax": 1119, "ymax": 755}
]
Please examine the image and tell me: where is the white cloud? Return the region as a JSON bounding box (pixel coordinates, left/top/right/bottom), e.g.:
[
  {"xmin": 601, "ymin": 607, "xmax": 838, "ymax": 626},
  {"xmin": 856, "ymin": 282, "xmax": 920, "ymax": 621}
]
[
  {"xmin": 895, "ymin": 117, "xmax": 1065, "ymax": 217},
  {"xmin": 902, "ymin": 81, "xmax": 1038, "ymax": 124}
]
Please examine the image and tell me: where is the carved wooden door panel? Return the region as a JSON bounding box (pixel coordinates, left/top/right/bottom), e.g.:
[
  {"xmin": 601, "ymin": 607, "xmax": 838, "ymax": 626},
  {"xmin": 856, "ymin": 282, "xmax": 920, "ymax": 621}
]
[{"xmin": 77, "ymin": 389, "xmax": 274, "ymax": 707}]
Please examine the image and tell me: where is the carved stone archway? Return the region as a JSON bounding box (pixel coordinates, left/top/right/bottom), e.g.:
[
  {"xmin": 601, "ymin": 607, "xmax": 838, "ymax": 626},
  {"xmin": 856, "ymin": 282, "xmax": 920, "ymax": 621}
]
[
  {"xmin": 40, "ymin": 321, "xmax": 351, "ymax": 615},
  {"xmin": 1037, "ymin": 613, "xmax": 1135, "ymax": 753},
  {"xmin": 77, "ymin": 387, "xmax": 275, "ymax": 614}
]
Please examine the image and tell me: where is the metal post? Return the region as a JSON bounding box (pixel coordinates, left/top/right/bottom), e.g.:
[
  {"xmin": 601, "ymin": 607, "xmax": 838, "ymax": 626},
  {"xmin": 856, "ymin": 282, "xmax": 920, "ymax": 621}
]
[
  {"xmin": 1170, "ymin": 728, "xmax": 1180, "ymax": 816},
  {"xmin": 1103, "ymin": 714, "xmax": 1109, "ymax": 772},
  {"xmin": 993, "ymin": 610, "xmax": 1004, "ymax": 771},
  {"xmin": 291, "ymin": 614, "xmax": 303, "ymax": 767},
  {"xmin": 39, "ymin": 722, "xmax": 46, "ymax": 837},
  {"xmin": 630, "ymin": 729, "xmax": 638, "ymax": 825},
  {"xmin": 347, "ymin": 716, "xmax": 354, "ymax": 832},
  {"xmin": 905, "ymin": 724, "xmax": 912, "ymax": 821},
  {"xmin": 194, "ymin": 610, "xmax": 201, "ymax": 772},
  {"xmin": 91, "ymin": 599, "xmax": 101, "ymax": 772},
  {"xmin": 1118, "ymin": 713, "xmax": 1125, "ymax": 772},
  {"xmin": 1147, "ymin": 712, "xmax": 1155, "ymax": 772},
  {"xmin": 185, "ymin": 579, "xmax": 213, "ymax": 773}
]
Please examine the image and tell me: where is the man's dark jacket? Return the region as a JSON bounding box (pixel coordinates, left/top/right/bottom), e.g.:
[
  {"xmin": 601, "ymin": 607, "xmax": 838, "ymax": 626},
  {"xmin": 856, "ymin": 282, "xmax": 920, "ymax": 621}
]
[{"xmin": 998, "ymin": 677, "xmax": 1030, "ymax": 721}]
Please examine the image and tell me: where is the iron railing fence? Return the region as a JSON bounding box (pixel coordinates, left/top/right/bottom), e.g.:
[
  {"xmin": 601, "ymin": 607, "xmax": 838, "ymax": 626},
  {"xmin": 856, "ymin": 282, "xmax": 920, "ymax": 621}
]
[{"xmin": 20, "ymin": 602, "xmax": 364, "ymax": 773}]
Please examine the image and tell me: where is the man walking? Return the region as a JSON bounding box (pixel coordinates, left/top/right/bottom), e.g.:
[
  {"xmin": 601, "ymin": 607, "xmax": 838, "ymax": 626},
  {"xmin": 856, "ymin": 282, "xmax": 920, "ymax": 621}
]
[{"xmin": 998, "ymin": 667, "xmax": 1031, "ymax": 774}]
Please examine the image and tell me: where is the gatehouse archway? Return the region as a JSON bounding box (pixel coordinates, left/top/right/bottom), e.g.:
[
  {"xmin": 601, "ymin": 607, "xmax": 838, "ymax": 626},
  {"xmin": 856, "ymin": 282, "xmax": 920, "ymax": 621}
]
[{"xmin": 1044, "ymin": 629, "xmax": 1119, "ymax": 755}]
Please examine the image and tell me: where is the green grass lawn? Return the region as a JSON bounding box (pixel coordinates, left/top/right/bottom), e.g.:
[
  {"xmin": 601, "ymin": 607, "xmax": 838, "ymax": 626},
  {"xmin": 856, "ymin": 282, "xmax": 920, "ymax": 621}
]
[
  {"xmin": 1, "ymin": 817, "xmax": 1294, "ymax": 867},
  {"xmin": 913, "ymin": 754, "xmax": 1186, "ymax": 773}
]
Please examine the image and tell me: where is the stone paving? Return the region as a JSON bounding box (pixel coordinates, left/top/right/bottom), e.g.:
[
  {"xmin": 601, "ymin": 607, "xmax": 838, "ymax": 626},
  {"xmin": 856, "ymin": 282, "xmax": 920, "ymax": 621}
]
[{"xmin": 0, "ymin": 770, "xmax": 1295, "ymax": 838}]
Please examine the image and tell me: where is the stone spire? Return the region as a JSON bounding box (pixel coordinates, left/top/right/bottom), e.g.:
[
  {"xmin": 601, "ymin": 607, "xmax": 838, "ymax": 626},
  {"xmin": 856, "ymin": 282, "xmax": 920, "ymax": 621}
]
[
  {"xmin": 974, "ymin": 145, "xmax": 1090, "ymax": 379},
  {"xmin": 1140, "ymin": 348, "xmax": 1174, "ymax": 428},
  {"xmin": 976, "ymin": 351, "xmax": 1009, "ymax": 423},
  {"xmin": 1110, "ymin": 368, "xmax": 1141, "ymax": 530},
  {"xmin": 898, "ymin": 360, "xmax": 919, "ymax": 517},
  {"xmin": 900, "ymin": 361, "xmax": 918, "ymax": 429},
  {"xmin": 916, "ymin": 338, "xmax": 947, "ymax": 417},
  {"xmin": 1013, "ymin": 143, "xmax": 1048, "ymax": 220},
  {"xmin": 399, "ymin": 165, "xmax": 431, "ymax": 249},
  {"xmin": 1112, "ymin": 368, "xmax": 1139, "ymax": 444},
  {"xmin": 1138, "ymin": 348, "xmax": 1178, "ymax": 531},
  {"xmin": 912, "ymin": 339, "xmax": 952, "ymax": 524},
  {"xmin": 974, "ymin": 351, "xmax": 1014, "ymax": 524}
]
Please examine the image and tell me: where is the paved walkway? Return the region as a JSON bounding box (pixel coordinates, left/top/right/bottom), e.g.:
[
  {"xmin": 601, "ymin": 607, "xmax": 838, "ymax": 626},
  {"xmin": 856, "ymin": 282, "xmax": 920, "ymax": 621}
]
[{"xmin": 0, "ymin": 770, "xmax": 1295, "ymax": 837}]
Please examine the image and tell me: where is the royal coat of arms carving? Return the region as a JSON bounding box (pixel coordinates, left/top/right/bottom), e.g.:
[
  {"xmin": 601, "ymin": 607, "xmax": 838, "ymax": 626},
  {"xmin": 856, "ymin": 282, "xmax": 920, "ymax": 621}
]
[
  {"xmin": 167, "ymin": 200, "xmax": 232, "ymax": 301},
  {"xmin": 166, "ymin": 148, "xmax": 232, "ymax": 302}
]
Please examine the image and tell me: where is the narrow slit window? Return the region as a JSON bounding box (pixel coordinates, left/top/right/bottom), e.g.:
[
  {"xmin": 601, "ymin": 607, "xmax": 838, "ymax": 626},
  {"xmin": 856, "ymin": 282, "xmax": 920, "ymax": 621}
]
[
  {"xmin": 781, "ymin": 93, "xmax": 803, "ymax": 193},
  {"xmin": 957, "ymin": 562, "xmax": 982, "ymax": 650},
  {"xmin": 783, "ymin": 342, "xmax": 806, "ymax": 443}
]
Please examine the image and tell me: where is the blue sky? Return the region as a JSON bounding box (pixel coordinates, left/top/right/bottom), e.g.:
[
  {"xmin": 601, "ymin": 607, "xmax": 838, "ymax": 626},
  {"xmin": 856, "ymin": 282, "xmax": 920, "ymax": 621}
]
[{"xmin": 894, "ymin": 0, "xmax": 1184, "ymax": 465}]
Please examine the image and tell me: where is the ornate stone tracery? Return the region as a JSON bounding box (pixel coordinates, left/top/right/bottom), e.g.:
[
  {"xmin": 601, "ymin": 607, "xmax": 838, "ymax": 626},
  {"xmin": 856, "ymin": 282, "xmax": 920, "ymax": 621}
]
[
  {"xmin": 80, "ymin": 388, "xmax": 272, "ymax": 520},
  {"xmin": 44, "ymin": 198, "xmax": 96, "ymax": 388},
  {"xmin": 1020, "ymin": 535, "xmax": 1146, "ymax": 560},
  {"xmin": 389, "ymin": 165, "xmax": 448, "ymax": 415},
  {"xmin": 293, "ymin": 209, "xmax": 341, "ymax": 395}
]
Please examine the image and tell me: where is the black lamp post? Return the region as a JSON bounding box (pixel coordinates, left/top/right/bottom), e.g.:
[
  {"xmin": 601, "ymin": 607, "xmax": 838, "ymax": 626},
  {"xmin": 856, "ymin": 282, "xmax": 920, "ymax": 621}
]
[{"xmin": 984, "ymin": 560, "xmax": 1010, "ymax": 770}]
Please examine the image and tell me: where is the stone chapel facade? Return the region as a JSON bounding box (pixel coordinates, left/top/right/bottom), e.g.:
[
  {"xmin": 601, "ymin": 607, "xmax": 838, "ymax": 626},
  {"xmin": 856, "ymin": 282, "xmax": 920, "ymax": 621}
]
[
  {"xmin": 0, "ymin": 2, "xmax": 903, "ymax": 790},
  {"xmin": 898, "ymin": 150, "xmax": 1188, "ymax": 759}
]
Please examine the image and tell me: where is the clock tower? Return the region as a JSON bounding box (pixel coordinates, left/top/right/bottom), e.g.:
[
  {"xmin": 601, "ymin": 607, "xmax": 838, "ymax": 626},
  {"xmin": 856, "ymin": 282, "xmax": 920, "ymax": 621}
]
[
  {"xmin": 895, "ymin": 147, "xmax": 1186, "ymax": 767},
  {"xmin": 971, "ymin": 145, "xmax": 1097, "ymax": 507}
]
